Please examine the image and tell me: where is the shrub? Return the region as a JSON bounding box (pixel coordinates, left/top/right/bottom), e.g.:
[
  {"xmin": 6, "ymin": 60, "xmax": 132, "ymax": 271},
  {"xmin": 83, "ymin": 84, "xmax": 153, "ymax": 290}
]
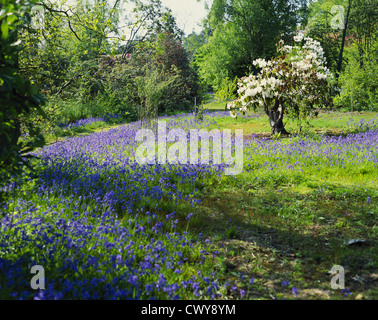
[
  {"xmin": 334, "ymin": 46, "xmax": 378, "ymax": 111},
  {"xmin": 215, "ymin": 76, "xmax": 238, "ymax": 102},
  {"xmin": 229, "ymin": 36, "xmax": 334, "ymax": 135}
]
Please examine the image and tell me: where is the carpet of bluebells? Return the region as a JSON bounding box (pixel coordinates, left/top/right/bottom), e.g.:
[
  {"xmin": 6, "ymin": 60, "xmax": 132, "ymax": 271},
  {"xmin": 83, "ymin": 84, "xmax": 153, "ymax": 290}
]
[
  {"xmin": 245, "ymin": 117, "xmax": 378, "ymax": 174},
  {"xmin": 1, "ymin": 111, "xmax": 377, "ymax": 300},
  {"xmin": 0, "ymin": 112, "xmax": 237, "ymax": 300},
  {"xmin": 58, "ymin": 113, "xmax": 124, "ymax": 130}
]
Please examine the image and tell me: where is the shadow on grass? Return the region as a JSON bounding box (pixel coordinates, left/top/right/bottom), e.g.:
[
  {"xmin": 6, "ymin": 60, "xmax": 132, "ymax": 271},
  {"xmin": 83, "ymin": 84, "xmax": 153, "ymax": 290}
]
[{"xmin": 189, "ymin": 185, "xmax": 377, "ymax": 299}]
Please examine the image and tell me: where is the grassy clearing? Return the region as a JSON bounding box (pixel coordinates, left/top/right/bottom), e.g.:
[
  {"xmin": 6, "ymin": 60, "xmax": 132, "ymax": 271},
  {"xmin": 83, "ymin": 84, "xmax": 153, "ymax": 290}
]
[{"xmin": 202, "ymin": 92, "xmax": 378, "ymax": 136}]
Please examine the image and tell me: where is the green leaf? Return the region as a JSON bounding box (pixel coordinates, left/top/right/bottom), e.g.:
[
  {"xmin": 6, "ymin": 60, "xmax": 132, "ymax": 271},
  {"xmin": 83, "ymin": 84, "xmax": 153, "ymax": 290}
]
[{"xmin": 1, "ymin": 21, "xmax": 9, "ymax": 39}]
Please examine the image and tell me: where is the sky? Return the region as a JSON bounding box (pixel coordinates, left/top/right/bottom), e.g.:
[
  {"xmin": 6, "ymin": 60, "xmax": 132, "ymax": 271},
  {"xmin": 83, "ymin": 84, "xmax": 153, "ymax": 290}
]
[
  {"xmin": 160, "ymin": 0, "xmax": 211, "ymax": 35},
  {"xmin": 56, "ymin": 0, "xmax": 212, "ymax": 36}
]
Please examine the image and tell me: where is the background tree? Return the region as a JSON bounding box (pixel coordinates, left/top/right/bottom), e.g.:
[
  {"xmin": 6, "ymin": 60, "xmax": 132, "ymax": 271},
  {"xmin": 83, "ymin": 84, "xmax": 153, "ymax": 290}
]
[
  {"xmin": 20, "ymin": 0, "xmax": 122, "ymax": 95},
  {"xmin": 348, "ymin": 0, "xmax": 377, "ymax": 66},
  {"xmin": 119, "ymin": 0, "xmax": 184, "ymax": 59},
  {"xmin": 118, "ymin": 31, "xmax": 198, "ymax": 118},
  {"xmin": 307, "ymin": 0, "xmax": 377, "ymax": 110},
  {"xmin": 182, "ymin": 31, "xmax": 207, "ymax": 64},
  {"xmin": 195, "ymin": 0, "xmax": 306, "ymax": 91},
  {"xmin": 15, "ymin": 0, "xmax": 195, "ymax": 132}
]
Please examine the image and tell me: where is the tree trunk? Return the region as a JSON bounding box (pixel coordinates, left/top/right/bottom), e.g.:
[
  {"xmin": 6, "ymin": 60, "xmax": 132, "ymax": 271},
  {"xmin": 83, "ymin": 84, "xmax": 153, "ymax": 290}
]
[
  {"xmin": 268, "ymin": 107, "xmax": 290, "ymax": 136},
  {"xmin": 336, "ymin": 0, "xmax": 351, "ymax": 79}
]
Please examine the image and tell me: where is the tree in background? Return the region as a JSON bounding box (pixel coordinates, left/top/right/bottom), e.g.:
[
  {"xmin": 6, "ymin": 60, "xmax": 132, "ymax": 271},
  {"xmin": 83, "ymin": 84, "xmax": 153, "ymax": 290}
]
[
  {"xmin": 307, "ymin": 0, "xmax": 377, "ymax": 110},
  {"xmin": 92, "ymin": 3, "xmax": 196, "ymax": 119},
  {"xmin": 349, "ymin": 0, "xmax": 377, "ymax": 66},
  {"xmin": 334, "ymin": 42, "xmax": 378, "ymax": 111},
  {"xmin": 119, "ymin": 0, "xmax": 184, "ymax": 59},
  {"xmin": 15, "ymin": 0, "xmax": 195, "ymax": 132},
  {"xmin": 0, "ymin": 0, "xmax": 45, "ymax": 201},
  {"xmin": 103, "ymin": 31, "xmax": 198, "ymax": 119},
  {"xmin": 20, "ymin": 0, "xmax": 122, "ymax": 96},
  {"xmin": 194, "ymin": 0, "xmax": 307, "ymax": 91},
  {"xmin": 182, "ymin": 31, "xmax": 207, "ymax": 64},
  {"xmin": 306, "ymin": 0, "xmax": 351, "ymax": 75}
]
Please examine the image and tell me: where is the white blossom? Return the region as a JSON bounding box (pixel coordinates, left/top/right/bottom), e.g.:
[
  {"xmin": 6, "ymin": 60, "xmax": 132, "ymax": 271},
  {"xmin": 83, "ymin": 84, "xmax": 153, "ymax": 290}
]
[
  {"xmin": 253, "ymin": 58, "xmax": 268, "ymax": 68},
  {"xmin": 231, "ymin": 36, "xmax": 332, "ymax": 119}
]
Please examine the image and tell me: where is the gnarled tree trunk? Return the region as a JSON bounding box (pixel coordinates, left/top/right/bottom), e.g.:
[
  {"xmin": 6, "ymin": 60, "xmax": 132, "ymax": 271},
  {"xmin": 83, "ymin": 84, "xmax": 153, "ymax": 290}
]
[{"xmin": 266, "ymin": 101, "xmax": 290, "ymax": 136}]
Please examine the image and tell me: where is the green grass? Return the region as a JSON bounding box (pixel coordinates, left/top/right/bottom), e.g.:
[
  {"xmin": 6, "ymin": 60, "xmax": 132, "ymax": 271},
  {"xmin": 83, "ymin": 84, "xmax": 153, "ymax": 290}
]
[
  {"xmin": 203, "ymin": 106, "xmax": 378, "ymax": 137},
  {"xmin": 149, "ymin": 109, "xmax": 376, "ymax": 299},
  {"xmin": 193, "ymin": 181, "xmax": 377, "ymax": 299}
]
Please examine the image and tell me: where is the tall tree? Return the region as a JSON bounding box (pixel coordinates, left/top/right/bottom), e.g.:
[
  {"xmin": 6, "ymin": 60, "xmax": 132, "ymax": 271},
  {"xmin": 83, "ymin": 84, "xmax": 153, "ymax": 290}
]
[
  {"xmin": 19, "ymin": 0, "xmax": 123, "ymax": 95},
  {"xmin": 119, "ymin": 0, "xmax": 184, "ymax": 60},
  {"xmin": 348, "ymin": 0, "xmax": 378, "ymax": 65},
  {"xmin": 195, "ymin": 0, "xmax": 306, "ymax": 90},
  {"xmin": 19, "ymin": 0, "xmax": 182, "ymax": 96},
  {"xmin": 336, "ymin": 0, "xmax": 351, "ymax": 78},
  {"xmin": 307, "ymin": 0, "xmax": 377, "ymax": 75}
]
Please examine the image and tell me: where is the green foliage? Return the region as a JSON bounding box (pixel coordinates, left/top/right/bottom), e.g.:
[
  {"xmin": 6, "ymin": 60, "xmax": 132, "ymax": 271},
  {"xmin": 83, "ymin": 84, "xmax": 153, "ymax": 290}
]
[
  {"xmin": 140, "ymin": 31, "xmax": 197, "ymax": 114},
  {"xmin": 225, "ymin": 226, "xmax": 237, "ymax": 239},
  {"xmin": 117, "ymin": 31, "xmax": 197, "ymax": 117},
  {"xmin": 271, "ymin": 132, "xmax": 282, "ymax": 140},
  {"xmin": 215, "ymin": 76, "xmax": 238, "ymax": 102},
  {"xmin": 195, "ymin": 22, "xmax": 246, "ymax": 91},
  {"xmin": 334, "ymin": 46, "xmax": 378, "ymax": 111},
  {"xmin": 19, "ymin": 0, "xmax": 121, "ymax": 93},
  {"xmin": 196, "ymin": 0, "xmax": 302, "ymax": 90},
  {"xmin": 306, "ymin": 0, "xmax": 348, "ymax": 73},
  {"xmin": 16, "ymin": 1, "xmax": 197, "ymax": 130},
  {"xmin": 136, "ymin": 66, "xmax": 189, "ymax": 117},
  {"xmin": 306, "ymin": 0, "xmax": 378, "ymax": 113},
  {"xmin": 182, "ymin": 31, "xmax": 207, "ymax": 64},
  {"xmin": 307, "ymin": 0, "xmax": 377, "ymax": 74},
  {"xmin": 0, "ymin": 0, "xmax": 45, "ymax": 197}
]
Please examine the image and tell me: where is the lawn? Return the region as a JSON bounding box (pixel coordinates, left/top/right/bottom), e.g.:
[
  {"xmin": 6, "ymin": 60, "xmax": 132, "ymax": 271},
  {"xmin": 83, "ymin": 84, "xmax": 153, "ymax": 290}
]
[{"xmin": 0, "ymin": 109, "xmax": 377, "ymax": 300}]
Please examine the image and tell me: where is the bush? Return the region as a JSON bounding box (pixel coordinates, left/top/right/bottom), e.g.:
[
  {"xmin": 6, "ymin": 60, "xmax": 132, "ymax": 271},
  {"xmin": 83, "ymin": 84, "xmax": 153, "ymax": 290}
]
[
  {"xmin": 20, "ymin": 31, "xmax": 199, "ymax": 133},
  {"xmin": 215, "ymin": 76, "xmax": 238, "ymax": 102},
  {"xmin": 97, "ymin": 32, "xmax": 198, "ymax": 118},
  {"xmin": 138, "ymin": 66, "xmax": 193, "ymax": 115},
  {"xmin": 334, "ymin": 46, "xmax": 378, "ymax": 111}
]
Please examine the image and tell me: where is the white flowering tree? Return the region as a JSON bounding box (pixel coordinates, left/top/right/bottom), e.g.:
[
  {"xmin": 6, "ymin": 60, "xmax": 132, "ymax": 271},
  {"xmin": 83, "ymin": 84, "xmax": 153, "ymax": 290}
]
[{"xmin": 228, "ymin": 35, "xmax": 334, "ymax": 135}]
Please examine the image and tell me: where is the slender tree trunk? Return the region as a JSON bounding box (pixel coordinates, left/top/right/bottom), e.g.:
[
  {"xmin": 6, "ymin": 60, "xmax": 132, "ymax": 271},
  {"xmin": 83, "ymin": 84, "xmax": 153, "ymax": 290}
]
[{"xmin": 336, "ymin": 0, "xmax": 352, "ymax": 79}]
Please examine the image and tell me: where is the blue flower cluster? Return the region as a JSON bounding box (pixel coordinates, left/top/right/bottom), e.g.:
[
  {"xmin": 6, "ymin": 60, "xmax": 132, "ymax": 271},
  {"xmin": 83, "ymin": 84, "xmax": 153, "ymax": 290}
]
[
  {"xmin": 244, "ymin": 117, "xmax": 378, "ymax": 173},
  {"xmin": 0, "ymin": 204, "xmax": 221, "ymax": 299},
  {"xmin": 59, "ymin": 113, "xmax": 124, "ymax": 129}
]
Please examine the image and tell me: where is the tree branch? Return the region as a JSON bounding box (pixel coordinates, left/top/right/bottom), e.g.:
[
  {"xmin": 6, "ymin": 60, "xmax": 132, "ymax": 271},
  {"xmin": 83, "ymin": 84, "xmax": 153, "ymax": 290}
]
[{"xmin": 56, "ymin": 73, "xmax": 82, "ymax": 95}]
